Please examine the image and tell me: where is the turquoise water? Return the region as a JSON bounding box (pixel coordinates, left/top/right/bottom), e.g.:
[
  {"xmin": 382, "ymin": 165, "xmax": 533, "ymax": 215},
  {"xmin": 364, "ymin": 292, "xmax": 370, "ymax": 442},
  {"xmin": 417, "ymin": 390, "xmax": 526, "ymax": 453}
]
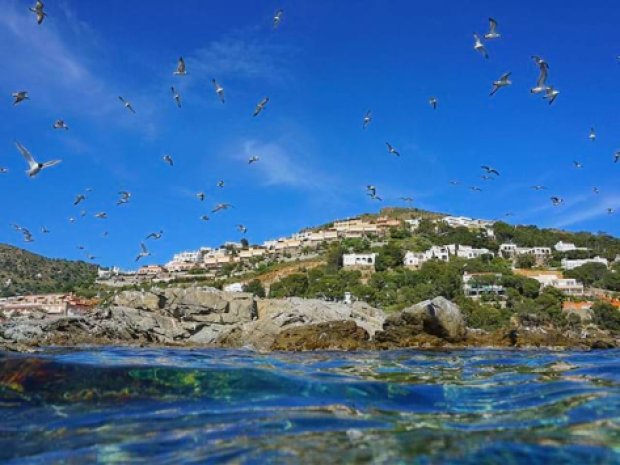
[{"xmin": 1, "ymin": 348, "xmax": 620, "ymax": 464}]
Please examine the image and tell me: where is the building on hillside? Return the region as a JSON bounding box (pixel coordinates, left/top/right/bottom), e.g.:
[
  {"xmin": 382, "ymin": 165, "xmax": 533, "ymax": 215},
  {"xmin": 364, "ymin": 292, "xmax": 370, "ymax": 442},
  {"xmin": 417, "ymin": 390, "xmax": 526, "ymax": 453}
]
[
  {"xmin": 554, "ymin": 241, "xmax": 588, "ymax": 253},
  {"xmin": 375, "ymin": 217, "xmax": 402, "ymax": 231},
  {"xmin": 238, "ymin": 247, "xmax": 267, "ymax": 260},
  {"xmin": 172, "ymin": 250, "xmax": 203, "ymax": 263},
  {"xmin": 223, "ymin": 283, "xmax": 245, "ymax": 293},
  {"xmin": 405, "ymin": 218, "xmax": 421, "ymax": 231},
  {"xmin": 528, "ymin": 272, "xmax": 585, "ymax": 296},
  {"xmin": 137, "ymin": 265, "xmax": 167, "ymax": 276},
  {"xmin": 448, "ymin": 244, "xmax": 494, "ymax": 259},
  {"xmin": 403, "ymin": 251, "xmax": 429, "ymax": 269},
  {"xmin": 342, "ymin": 253, "xmax": 377, "ymax": 268},
  {"xmin": 499, "ymin": 243, "xmax": 552, "ymax": 264},
  {"xmin": 462, "ymin": 273, "xmax": 506, "ymax": 299},
  {"xmin": 333, "ymin": 219, "xmax": 379, "ymax": 237},
  {"xmin": 561, "ymin": 256, "xmax": 609, "ymax": 271},
  {"xmin": 0, "ymin": 293, "xmax": 97, "ymax": 317},
  {"xmin": 428, "ymin": 245, "xmax": 450, "ymax": 262},
  {"xmin": 441, "ymin": 216, "xmax": 496, "ymax": 237},
  {"xmin": 97, "ymin": 267, "xmax": 122, "ymax": 279},
  {"xmin": 166, "ymin": 261, "xmax": 197, "ymax": 273}
]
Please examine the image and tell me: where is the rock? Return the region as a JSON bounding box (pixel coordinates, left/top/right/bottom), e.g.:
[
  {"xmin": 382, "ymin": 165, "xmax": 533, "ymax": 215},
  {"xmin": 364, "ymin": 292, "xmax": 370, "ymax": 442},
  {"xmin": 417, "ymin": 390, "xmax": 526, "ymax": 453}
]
[
  {"xmin": 271, "ymin": 321, "xmax": 370, "ymax": 351},
  {"xmin": 113, "ymin": 290, "xmax": 164, "ymax": 312}
]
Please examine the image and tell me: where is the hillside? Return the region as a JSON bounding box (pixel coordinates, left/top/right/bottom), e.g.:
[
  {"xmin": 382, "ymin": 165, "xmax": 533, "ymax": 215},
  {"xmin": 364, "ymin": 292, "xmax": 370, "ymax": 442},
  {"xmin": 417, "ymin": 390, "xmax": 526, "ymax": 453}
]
[{"xmin": 0, "ymin": 244, "xmax": 98, "ymax": 297}]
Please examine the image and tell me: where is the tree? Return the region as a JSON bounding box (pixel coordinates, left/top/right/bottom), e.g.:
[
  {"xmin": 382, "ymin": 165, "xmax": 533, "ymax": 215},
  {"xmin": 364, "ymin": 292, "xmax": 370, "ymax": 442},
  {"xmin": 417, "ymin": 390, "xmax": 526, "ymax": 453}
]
[
  {"xmin": 592, "ymin": 302, "xmax": 620, "ymax": 333},
  {"xmin": 375, "ymin": 242, "xmax": 404, "ymax": 272},
  {"xmin": 565, "ymin": 263, "xmax": 609, "ymax": 287},
  {"xmin": 515, "ymin": 254, "xmax": 536, "ymax": 269},
  {"xmin": 269, "ymin": 273, "xmax": 309, "ymax": 298},
  {"xmin": 243, "ymin": 279, "xmax": 265, "ymax": 298}
]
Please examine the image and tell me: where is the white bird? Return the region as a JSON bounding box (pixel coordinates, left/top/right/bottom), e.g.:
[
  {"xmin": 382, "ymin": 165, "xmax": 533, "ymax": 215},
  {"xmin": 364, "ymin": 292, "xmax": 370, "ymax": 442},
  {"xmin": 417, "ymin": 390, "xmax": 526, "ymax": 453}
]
[
  {"xmin": 615, "ymin": 152, "xmax": 620, "ymax": 163},
  {"xmin": 400, "ymin": 197, "xmax": 414, "ymax": 206},
  {"xmin": 135, "ymin": 243, "xmax": 151, "ymax": 262},
  {"xmin": 52, "ymin": 120, "xmax": 68, "ymax": 130},
  {"xmin": 196, "ymin": 192, "xmax": 205, "ymax": 201},
  {"xmin": 118, "ymin": 96, "xmax": 136, "ymax": 113},
  {"xmin": 170, "ymin": 86, "xmax": 182, "ymax": 108},
  {"xmin": 429, "ymin": 97, "xmax": 438, "ymax": 110},
  {"xmin": 362, "ymin": 110, "xmax": 372, "ymax": 129},
  {"xmin": 146, "ymin": 230, "xmax": 164, "ymax": 240},
  {"xmin": 212, "ymin": 203, "xmax": 233, "ymax": 213},
  {"xmin": 0, "ymin": 167, "xmax": 8, "ymax": 174},
  {"xmin": 593, "ymin": 187, "xmax": 600, "ymax": 195},
  {"xmin": 86, "ymin": 254, "xmax": 97, "ymax": 261},
  {"xmin": 449, "ymin": 180, "xmax": 461, "ymax": 185},
  {"xmin": 573, "ymin": 161, "xmax": 583, "ymax": 169},
  {"xmin": 608, "ymin": 208, "xmax": 616, "ymax": 215},
  {"xmin": 470, "ymin": 186, "xmax": 482, "ymax": 192},
  {"xmin": 200, "ymin": 215, "xmax": 210, "ymax": 221},
  {"xmin": 366, "ymin": 185, "xmax": 377, "ymax": 197},
  {"xmin": 12, "ymin": 91, "xmax": 29, "ymax": 105},
  {"xmin": 248, "ymin": 155, "xmax": 260, "ymax": 164},
  {"xmin": 531, "ymin": 185, "xmax": 547, "ymax": 191},
  {"xmin": 29, "ymin": 1, "xmax": 46, "ymax": 25},
  {"xmin": 237, "ymin": 224, "xmax": 248, "ymax": 234},
  {"xmin": 80, "ymin": 210, "xmax": 87, "ymax": 217},
  {"xmin": 41, "ymin": 226, "xmax": 50, "ymax": 234},
  {"xmin": 162, "ymin": 154, "xmax": 174, "ymax": 166},
  {"xmin": 589, "ymin": 128, "xmax": 596, "ymax": 142},
  {"xmin": 543, "ymin": 85, "xmax": 560, "ymax": 105},
  {"xmin": 273, "ymin": 9, "xmax": 284, "ymax": 29},
  {"xmin": 253, "ymin": 97, "xmax": 269, "ymax": 117},
  {"xmin": 217, "ymin": 180, "xmax": 225, "ymax": 188},
  {"xmin": 490, "ymin": 72, "xmax": 512, "ymax": 96},
  {"xmin": 68, "ymin": 217, "xmax": 76, "ymax": 223},
  {"xmin": 481, "ymin": 165, "xmax": 500, "ymax": 176},
  {"xmin": 212, "ymin": 79, "xmax": 225, "ymax": 103},
  {"xmin": 15, "ymin": 141, "xmax": 61, "ymax": 177},
  {"xmin": 117, "ymin": 191, "xmax": 131, "ymax": 206},
  {"xmin": 386, "ymin": 142, "xmax": 400, "ymax": 157},
  {"xmin": 94, "ymin": 212, "xmax": 107, "ymax": 219},
  {"xmin": 73, "ymin": 194, "xmax": 86, "ymax": 206},
  {"xmin": 550, "ymin": 196, "xmax": 564, "ymax": 206},
  {"xmin": 174, "ymin": 57, "xmax": 187, "ymax": 76},
  {"xmin": 473, "ymin": 33, "xmax": 488, "ymax": 59},
  {"xmin": 484, "ymin": 18, "xmax": 501, "ymax": 40},
  {"xmin": 530, "ymin": 56, "xmax": 550, "ymax": 94}
]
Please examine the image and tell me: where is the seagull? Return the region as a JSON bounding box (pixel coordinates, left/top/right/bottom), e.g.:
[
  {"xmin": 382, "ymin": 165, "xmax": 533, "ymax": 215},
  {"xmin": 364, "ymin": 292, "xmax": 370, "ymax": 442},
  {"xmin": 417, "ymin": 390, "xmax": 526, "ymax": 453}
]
[
  {"xmin": 368, "ymin": 193, "xmax": 383, "ymax": 201},
  {"xmin": 253, "ymin": 97, "xmax": 269, "ymax": 117},
  {"xmin": 102, "ymin": 231, "xmax": 109, "ymax": 237},
  {"xmin": 550, "ymin": 196, "xmax": 564, "ymax": 206},
  {"xmin": 248, "ymin": 155, "xmax": 260, "ymax": 164},
  {"xmin": 449, "ymin": 180, "xmax": 461, "ymax": 185},
  {"xmin": 80, "ymin": 210, "xmax": 87, "ymax": 217},
  {"xmin": 15, "ymin": 141, "xmax": 61, "ymax": 177},
  {"xmin": 490, "ymin": 72, "xmax": 512, "ymax": 96},
  {"xmin": 473, "ymin": 33, "xmax": 488, "ymax": 59},
  {"xmin": 481, "ymin": 175, "xmax": 495, "ymax": 181},
  {"xmin": 386, "ymin": 142, "xmax": 400, "ymax": 157},
  {"xmin": 237, "ymin": 224, "xmax": 248, "ymax": 234},
  {"xmin": 273, "ymin": 9, "xmax": 284, "ymax": 29},
  {"xmin": 68, "ymin": 217, "xmax": 76, "ymax": 223},
  {"xmin": 196, "ymin": 192, "xmax": 205, "ymax": 201},
  {"xmin": 200, "ymin": 215, "xmax": 210, "ymax": 221},
  {"xmin": 22, "ymin": 228, "xmax": 34, "ymax": 243},
  {"xmin": 531, "ymin": 56, "xmax": 549, "ymax": 94},
  {"xmin": 29, "ymin": 1, "xmax": 46, "ymax": 24},
  {"xmin": 162, "ymin": 154, "xmax": 174, "ymax": 166},
  {"xmin": 589, "ymin": 128, "xmax": 596, "ymax": 142},
  {"xmin": 135, "ymin": 243, "xmax": 151, "ymax": 262},
  {"xmin": 481, "ymin": 165, "xmax": 500, "ymax": 176},
  {"xmin": 118, "ymin": 96, "xmax": 136, "ymax": 113},
  {"xmin": 484, "ymin": 17, "xmax": 501, "ymax": 40},
  {"xmin": 429, "ymin": 97, "xmax": 438, "ymax": 110},
  {"xmin": 86, "ymin": 254, "xmax": 97, "ymax": 261},
  {"xmin": 212, "ymin": 79, "xmax": 225, "ymax": 103},
  {"xmin": 593, "ymin": 187, "xmax": 600, "ymax": 195},
  {"xmin": 146, "ymin": 230, "xmax": 164, "ymax": 240},
  {"xmin": 12, "ymin": 91, "xmax": 29, "ymax": 105},
  {"xmin": 573, "ymin": 161, "xmax": 583, "ymax": 169},
  {"xmin": 73, "ymin": 194, "xmax": 86, "ymax": 206},
  {"xmin": 608, "ymin": 208, "xmax": 616, "ymax": 215},
  {"xmin": 52, "ymin": 120, "xmax": 69, "ymax": 130},
  {"xmin": 77, "ymin": 245, "xmax": 85, "ymax": 250},
  {"xmin": 400, "ymin": 196, "xmax": 414, "ymax": 206},
  {"xmin": 0, "ymin": 167, "xmax": 8, "ymax": 174},
  {"xmin": 366, "ymin": 185, "xmax": 377, "ymax": 197},
  {"xmin": 531, "ymin": 185, "xmax": 547, "ymax": 191},
  {"xmin": 170, "ymin": 87, "xmax": 182, "ymax": 108},
  {"xmin": 470, "ymin": 186, "xmax": 482, "ymax": 192},
  {"xmin": 544, "ymin": 86, "xmax": 560, "ymax": 105},
  {"xmin": 362, "ymin": 110, "xmax": 372, "ymax": 129},
  {"xmin": 217, "ymin": 180, "xmax": 225, "ymax": 188},
  {"xmin": 615, "ymin": 152, "xmax": 620, "ymax": 163},
  {"xmin": 94, "ymin": 212, "xmax": 107, "ymax": 219},
  {"xmin": 117, "ymin": 191, "xmax": 131, "ymax": 206},
  {"xmin": 212, "ymin": 203, "xmax": 232, "ymax": 213},
  {"xmin": 173, "ymin": 57, "xmax": 187, "ymax": 76}
]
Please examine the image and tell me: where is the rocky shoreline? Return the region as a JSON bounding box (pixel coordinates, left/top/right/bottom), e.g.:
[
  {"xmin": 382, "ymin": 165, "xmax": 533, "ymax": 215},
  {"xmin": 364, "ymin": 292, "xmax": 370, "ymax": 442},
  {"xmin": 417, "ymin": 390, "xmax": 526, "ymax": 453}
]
[{"xmin": 0, "ymin": 286, "xmax": 617, "ymax": 352}]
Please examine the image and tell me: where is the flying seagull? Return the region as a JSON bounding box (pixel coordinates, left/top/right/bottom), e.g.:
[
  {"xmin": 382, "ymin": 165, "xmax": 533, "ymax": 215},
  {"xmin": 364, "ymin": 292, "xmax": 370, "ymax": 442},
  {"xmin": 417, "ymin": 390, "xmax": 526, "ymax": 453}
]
[
  {"xmin": 366, "ymin": 185, "xmax": 377, "ymax": 197},
  {"xmin": 484, "ymin": 18, "xmax": 501, "ymax": 40},
  {"xmin": 248, "ymin": 155, "xmax": 260, "ymax": 164},
  {"xmin": 615, "ymin": 152, "xmax": 620, "ymax": 163},
  {"xmin": 68, "ymin": 217, "xmax": 76, "ymax": 224},
  {"xmin": 117, "ymin": 191, "xmax": 131, "ymax": 206},
  {"xmin": 386, "ymin": 142, "xmax": 400, "ymax": 157},
  {"xmin": 174, "ymin": 57, "xmax": 187, "ymax": 76},
  {"xmin": 170, "ymin": 87, "xmax": 181, "ymax": 108},
  {"xmin": 73, "ymin": 194, "xmax": 86, "ymax": 206},
  {"xmin": 490, "ymin": 72, "xmax": 512, "ymax": 96},
  {"xmin": 550, "ymin": 196, "xmax": 564, "ymax": 206},
  {"xmin": 0, "ymin": 167, "xmax": 8, "ymax": 174},
  {"xmin": 12, "ymin": 91, "xmax": 29, "ymax": 105},
  {"xmin": 473, "ymin": 33, "xmax": 488, "ymax": 59},
  {"xmin": 531, "ymin": 185, "xmax": 547, "ymax": 191},
  {"xmin": 273, "ymin": 9, "xmax": 284, "ymax": 29},
  {"xmin": 196, "ymin": 192, "xmax": 205, "ymax": 201},
  {"xmin": 593, "ymin": 187, "xmax": 600, "ymax": 195},
  {"xmin": 470, "ymin": 186, "xmax": 482, "ymax": 192},
  {"xmin": 588, "ymin": 128, "xmax": 596, "ymax": 142},
  {"xmin": 29, "ymin": 1, "xmax": 46, "ymax": 24},
  {"xmin": 531, "ymin": 56, "xmax": 549, "ymax": 94},
  {"xmin": 608, "ymin": 208, "xmax": 616, "ymax": 215},
  {"xmin": 212, "ymin": 79, "xmax": 225, "ymax": 103},
  {"xmin": 217, "ymin": 180, "xmax": 225, "ymax": 188},
  {"xmin": 80, "ymin": 209, "xmax": 87, "ymax": 217},
  {"xmin": 146, "ymin": 230, "xmax": 164, "ymax": 240},
  {"xmin": 253, "ymin": 97, "xmax": 269, "ymax": 117},
  {"xmin": 449, "ymin": 180, "xmax": 461, "ymax": 185},
  {"xmin": 52, "ymin": 120, "xmax": 68, "ymax": 130},
  {"xmin": 573, "ymin": 161, "xmax": 583, "ymax": 169},
  {"xmin": 400, "ymin": 196, "xmax": 414, "ymax": 206},
  {"xmin": 429, "ymin": 97, "xmax": 438, "ymax": 110},
  {"xmin": 212, "ymin": 203, "xmax": 233, "ymax": 213},
  {"xmin": 41, "ymin": 226, "xmax": 50, "ymax": 234},
  {"xmin": 368, "ymin": 193, "xmax": 383, "ymax": 201},
  {"xmin": 15, "ymin": 141, "xmax": 61, "ymax": 177},
  {"xmin": 118, "ymin": 96, "xmax": 136, "ymax": 113},
  {"xmin": 481, "ymin": 165, "xmax": 500, "ymax": 176},
  {"xmin": 237, "ymin": 224, "xmax": 248, "ymax": 234},
  {"xmin": 162, "ymin": 154, "xmax": 174, "ymax": 166},
  {"xmin": 200, "ymin": 215, "xmax": 210, "ymax": 221},
  {"xmin": 544, "ymin": 86, "xmax": 560, "ymax": 105},
  {"xmin": 362, "ymin": 110, "xmax": 372, "ymax": 129},
  {"xmin": 135, "ymin": 243, "xmax": 151, "ymax": 262},
  {"xmin": 94, "ymin": 212, "xmax": 107, "ymax": 219},
  {"xmin": 481, "ymin": 175, "xmax": 495, "ymax": 181}
]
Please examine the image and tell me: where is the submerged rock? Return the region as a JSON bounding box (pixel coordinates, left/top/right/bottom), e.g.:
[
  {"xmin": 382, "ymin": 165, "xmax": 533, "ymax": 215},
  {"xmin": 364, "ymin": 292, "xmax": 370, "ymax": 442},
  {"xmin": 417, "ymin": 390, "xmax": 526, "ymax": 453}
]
[{"xmin": 271, "ymin": 320, "xmax": 370, "ymax": 351}]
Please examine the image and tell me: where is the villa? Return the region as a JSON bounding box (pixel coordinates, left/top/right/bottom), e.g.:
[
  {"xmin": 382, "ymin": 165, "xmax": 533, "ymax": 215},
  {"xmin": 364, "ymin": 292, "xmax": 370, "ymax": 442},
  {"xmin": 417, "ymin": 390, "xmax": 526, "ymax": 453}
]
[
  {"xmin": 561, "ymin": 256, "xmax": 609, "ymax": 270},
  {"xmin": 342, "ymin": 253, "xmax": 377, "ymax": 268}
]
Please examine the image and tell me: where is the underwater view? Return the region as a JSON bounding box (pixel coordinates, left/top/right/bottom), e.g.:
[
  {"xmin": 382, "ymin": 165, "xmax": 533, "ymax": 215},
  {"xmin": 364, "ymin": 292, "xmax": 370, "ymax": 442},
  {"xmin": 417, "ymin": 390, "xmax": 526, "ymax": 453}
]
[{"xmin": 1, "ymin": 348, "xmax": 620, "ymax": 464}]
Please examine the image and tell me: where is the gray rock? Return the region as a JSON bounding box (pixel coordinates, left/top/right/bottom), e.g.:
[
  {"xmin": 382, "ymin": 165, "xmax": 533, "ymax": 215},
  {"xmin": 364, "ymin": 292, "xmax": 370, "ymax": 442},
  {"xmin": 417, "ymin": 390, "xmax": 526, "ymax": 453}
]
[{"xmin": 399, "ymin": 297, "xmax": 466, "ymax": 341}]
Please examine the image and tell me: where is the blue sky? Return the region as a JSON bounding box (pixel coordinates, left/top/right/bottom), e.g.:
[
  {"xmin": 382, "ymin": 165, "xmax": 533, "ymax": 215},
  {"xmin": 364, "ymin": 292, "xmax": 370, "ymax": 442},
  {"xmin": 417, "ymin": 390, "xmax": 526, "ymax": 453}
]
[{"xmin": 1, "ymin": 0, "xmax": 619, "ymax": 268}]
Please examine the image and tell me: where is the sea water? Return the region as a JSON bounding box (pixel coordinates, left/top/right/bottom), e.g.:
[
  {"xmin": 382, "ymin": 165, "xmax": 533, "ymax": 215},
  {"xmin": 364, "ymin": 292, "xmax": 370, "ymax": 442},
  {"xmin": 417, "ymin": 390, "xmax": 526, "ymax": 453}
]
[{"xmin": 1, "ymin": 348, "xmax": 620, "ymax": 464}]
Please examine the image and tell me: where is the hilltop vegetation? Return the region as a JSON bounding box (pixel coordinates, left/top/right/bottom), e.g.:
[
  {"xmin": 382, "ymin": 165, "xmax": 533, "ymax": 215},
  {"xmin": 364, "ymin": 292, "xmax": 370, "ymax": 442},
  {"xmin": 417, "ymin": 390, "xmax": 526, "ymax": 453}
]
[{"xmin": 0, "ymin": 244, "xmax": 97, "ymax": 297}]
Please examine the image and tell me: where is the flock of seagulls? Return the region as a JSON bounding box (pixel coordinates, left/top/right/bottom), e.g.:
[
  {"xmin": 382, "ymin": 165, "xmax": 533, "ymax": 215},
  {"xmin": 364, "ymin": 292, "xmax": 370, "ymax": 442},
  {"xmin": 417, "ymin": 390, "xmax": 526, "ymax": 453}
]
[{"xmin": 4, "ymin": 5, "xmax": 619, "ymax": 267}]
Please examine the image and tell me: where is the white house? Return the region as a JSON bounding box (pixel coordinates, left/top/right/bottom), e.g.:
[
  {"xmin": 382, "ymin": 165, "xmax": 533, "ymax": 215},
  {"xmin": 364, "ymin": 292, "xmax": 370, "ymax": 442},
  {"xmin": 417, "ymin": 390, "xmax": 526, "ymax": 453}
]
[
  {"xmin": 223, "ymin": 283, "xmax": 245, "ymax": 293},
  {"xmin": 172, "ymin": 250, "xmax": 203, "ymax": 263},
  {"xmin": 428, "ymin": 245, "xmax": 450, "ymax": 262},
  {"xmin": 529, "ymin": 273, "xmax": 585, "ymax": 296},
  {"xmin": 499, "ymin": 244, "xmax": 552, "ymax": 264},
  {"xmin": 404, "ymin": 251, "xmax": 429, "ymax": 268},
  {"xmin": 405, "ymin": 218, "xmax": 421, "ymax": 231},
  {"xmin": 450, "ymin": 244, "xmax": 494, "ymax": 259},
  {"xmin": 554, "ymin": 241, "xmax": 588, "ymax": 253},
  {"xmin": 343, "ymin": 253, "xmax": 377, "ymax": 268},
  {"xmin": 561, "ymin": 256, "xmax": 609, "ymax": 271}
]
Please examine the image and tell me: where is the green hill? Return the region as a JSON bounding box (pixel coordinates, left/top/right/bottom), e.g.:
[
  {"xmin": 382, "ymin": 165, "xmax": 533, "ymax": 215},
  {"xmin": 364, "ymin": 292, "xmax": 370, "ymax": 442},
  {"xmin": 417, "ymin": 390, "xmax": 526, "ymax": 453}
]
[{"xmin": 0, "ymin": 244, "xmax": 97, "ymax": 297}]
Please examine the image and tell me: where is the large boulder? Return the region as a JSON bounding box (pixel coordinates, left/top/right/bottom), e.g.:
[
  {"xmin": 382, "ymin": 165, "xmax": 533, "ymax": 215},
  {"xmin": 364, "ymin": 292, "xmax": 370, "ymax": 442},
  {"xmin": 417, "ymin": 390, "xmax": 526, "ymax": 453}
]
[
  {"xmin": 112, "ymin": 290, "xmax": 164, "ymax": 312},
  {"xmin": 271, "ymin": 321, "xmax": 370, "ymax": 351}
]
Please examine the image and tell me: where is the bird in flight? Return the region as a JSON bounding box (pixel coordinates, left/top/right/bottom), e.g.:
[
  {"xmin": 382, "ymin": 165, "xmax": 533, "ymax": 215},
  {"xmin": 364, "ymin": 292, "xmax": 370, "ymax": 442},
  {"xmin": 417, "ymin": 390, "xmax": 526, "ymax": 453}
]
[
  {"xmin": 196, "ymin": 192, "xmax": 205, "ymax": 202},
  {"xmin": 469, "ymin": 186, "xmax": 482, "ymax": 192},
  {"xmin": 253, "ymin": 97, "xmax": 270, "ymax": 117},
  {"xmin": 12, "ymin": 91, "xmax": 29, "ymax": 105},
  {"xmin": 212, "ymin": 203, "xmax": 233, "ymax": 213},
  {"xmin": 200, "ymin": 215, "xmax": 210, "ymax": 221},
  {"xmin": 362, "ymin": 110, "xmax": 372, "ymax": 129},
  {"xmin": 248, "ymin": 155, "xmax": 260, "ymax": 164},
  {"xmin": 68, "ymin": 217, "xmax": 76, "ymax": 224},
  {"xmin": 481, "ymin": 165, "xmax": 500, "ymax": 176},
  {"xmin": 544, "ymin": 86, "xmax": 560, "ymax": 105},
  {"xmin": 593, "ymin": 187, "xmax": 600, "ymax": 195},
  {"xmin": 170, "ymin": 87, "xmax": 182, "ymax": 108},
  {"xmin": 573, "ymin": 161, "xmax": 583, "ymax": 169},
  {"xmin": 212, "ymin": 79, "xmax": 225, "ymax": 103},
  {"xmin": 94, "ymin": 212, "xmax": 107, "ymax": 219},
  {"xmin": 273, "ymin": 9, "xmax": 284, "ymax": 29},
  {"xmin": 174, "ymin": 57, "xmax": 187, "ymax": 76},
  {"xmin": 15, "ymin": 141, "xmax": 61, "ymax": 177},
  {"xmin": 386, "ymin": 142, "xmax": 400, "ymax": 157},
  {"xmin": 52, "ymin": 120, "xmax": 69, "ymax": 130},
  {"xmin": 473, "ymin": 33, "xmax": 488, "ymax": 59},
  {"xmin": 400, "ymin": 197, "xmax": 414, "ymax": 207},
  {"xmin": 550, "ymin": 196, "xmax": 564, "ymax": 206},
  {"xmin": 117, "ymin": 191, "xmax": 131, "ymax": 206},
  {"xmin": 608, "ymin": 208, "xmax": 616, "ymax": 215},
  {"xmin": 530, "ymin": 56, "xmax": 549, "ymax": 94},
  {"xmin": 531, "ymin": 185, "xmax": 547, "ymax": 191},
  {"xmin": 118, "ymin": 96, "xmax": 136, "ymax": 113},
  {"xmin": 146, "ymin": 230, "xmax": 164, "ymax": 240},
  {"xmin": 41, "ymin": 226, "xmax": 50, "ymax": 234},
  {"xmin": 162, "ymin": 154, "xmax": 174, "ymax": 166},
  {"xmin": 484, "ymin": 18, "xmax": 501, "ymax": 40},
  {"xmin": 29, "ymin": 1, "xmax": 46, "ymax": 25},
  {"xmin": 73, "ymin": 194, "xmax": 86, "ymax": 206},
  {"xmin": 615, "ymin": 152, "xmax": 620, "ymax": 163},
  {"xmin": 449, "ymin": 180, "xmax": 461, "ymax": 185},
  {"xmin": 237, "ymin": 224, "xmax": 248, "ymax": 234},
  {"xmin": 490, "ymin": 72, "xmax": 512, "ymax": 96},
  {"xmin": 589, "ymin": 128, "xmax": 596, "ymax": 142},
  {"xmin": 135, "ymin": 243, "xmax": 151, "ymax": 262},
  {"xmin": 0, "ymin": 167, "xmax": 8, "ymax": 174},
  {"xmin": 429, "ymin": 97, "xmax": 438, "ymax": 110},
  {"xmin": 217, "ymin": 180, "xmax": 225, "ymax": 188}
]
